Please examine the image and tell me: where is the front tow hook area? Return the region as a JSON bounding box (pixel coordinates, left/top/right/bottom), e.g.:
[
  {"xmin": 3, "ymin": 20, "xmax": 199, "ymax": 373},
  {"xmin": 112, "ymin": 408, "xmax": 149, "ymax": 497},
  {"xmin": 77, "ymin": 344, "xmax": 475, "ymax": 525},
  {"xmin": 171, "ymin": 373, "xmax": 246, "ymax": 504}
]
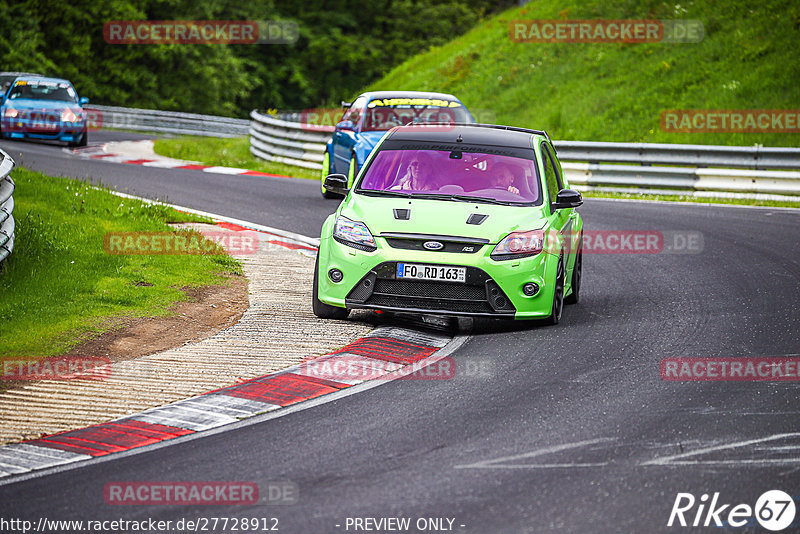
[{"xmin": 346, "ymin": 271, "xmax": 378, "ymax": 303}]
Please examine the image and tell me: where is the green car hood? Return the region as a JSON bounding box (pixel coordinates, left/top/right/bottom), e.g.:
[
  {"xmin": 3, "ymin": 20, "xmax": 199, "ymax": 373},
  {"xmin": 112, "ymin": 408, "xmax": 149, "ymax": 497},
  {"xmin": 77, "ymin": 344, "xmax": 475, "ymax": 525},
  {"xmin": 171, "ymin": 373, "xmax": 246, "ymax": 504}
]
[{"xmin": 341, "ymin": 195, "xmax": 548, "ymax": 244}]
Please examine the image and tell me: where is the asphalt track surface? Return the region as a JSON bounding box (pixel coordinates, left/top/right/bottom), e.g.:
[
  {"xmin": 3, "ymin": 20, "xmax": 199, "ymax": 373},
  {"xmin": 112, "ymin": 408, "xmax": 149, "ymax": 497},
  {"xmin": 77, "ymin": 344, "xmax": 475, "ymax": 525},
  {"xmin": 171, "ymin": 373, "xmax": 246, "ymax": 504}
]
[{"xmin": 2, "ymin": 133, "xmax": 800, "ymax": 533}]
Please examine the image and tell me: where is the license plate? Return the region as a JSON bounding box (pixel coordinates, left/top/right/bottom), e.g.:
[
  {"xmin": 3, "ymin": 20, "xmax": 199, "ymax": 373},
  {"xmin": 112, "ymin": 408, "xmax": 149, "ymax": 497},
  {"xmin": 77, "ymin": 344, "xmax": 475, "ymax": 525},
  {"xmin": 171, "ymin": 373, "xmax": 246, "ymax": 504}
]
[{"xmin": 396, "ymin": 263, "xmax": 466, "ymax": 283}]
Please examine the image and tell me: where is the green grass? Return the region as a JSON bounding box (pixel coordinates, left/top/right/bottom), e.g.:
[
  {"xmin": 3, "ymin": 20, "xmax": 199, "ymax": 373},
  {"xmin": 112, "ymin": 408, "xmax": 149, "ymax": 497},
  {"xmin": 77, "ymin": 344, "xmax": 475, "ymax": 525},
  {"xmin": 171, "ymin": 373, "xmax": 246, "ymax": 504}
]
[
  {"xmin": 153, "ymin": 136, "xmax": 319, "ymax": 180},
  {"xmin": 362, "ymin": 0, "xmax": 800, "ymax": 147},
  {"xmin": 0, "ymin": 167, "xmax": 242, "ymax": 358}
]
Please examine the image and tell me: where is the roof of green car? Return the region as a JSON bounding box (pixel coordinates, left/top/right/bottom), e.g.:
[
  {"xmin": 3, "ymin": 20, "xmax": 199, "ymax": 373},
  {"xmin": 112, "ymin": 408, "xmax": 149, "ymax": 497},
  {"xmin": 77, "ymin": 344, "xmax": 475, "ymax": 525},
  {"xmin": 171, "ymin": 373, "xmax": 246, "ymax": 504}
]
[{"xmin": 384, "ymin": 124, "xmax": 551, "ymax": 148}]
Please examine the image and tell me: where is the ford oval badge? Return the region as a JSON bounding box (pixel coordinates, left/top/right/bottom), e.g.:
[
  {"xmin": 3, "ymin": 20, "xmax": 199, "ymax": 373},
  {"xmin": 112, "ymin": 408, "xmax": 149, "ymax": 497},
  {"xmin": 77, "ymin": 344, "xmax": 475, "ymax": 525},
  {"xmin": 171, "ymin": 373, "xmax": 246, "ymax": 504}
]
[{"xmin": 423, "ymin": 241, "xmax": 444, "ymax": 251}]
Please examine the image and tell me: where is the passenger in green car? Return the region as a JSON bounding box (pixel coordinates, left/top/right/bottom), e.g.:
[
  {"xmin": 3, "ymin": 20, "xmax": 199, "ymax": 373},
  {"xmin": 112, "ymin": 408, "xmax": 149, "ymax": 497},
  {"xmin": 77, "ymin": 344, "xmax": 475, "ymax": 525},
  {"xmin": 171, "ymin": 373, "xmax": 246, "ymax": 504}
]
[{"xmin": 391, "ymin": 153, "xmax": 436, "ymax": 191}]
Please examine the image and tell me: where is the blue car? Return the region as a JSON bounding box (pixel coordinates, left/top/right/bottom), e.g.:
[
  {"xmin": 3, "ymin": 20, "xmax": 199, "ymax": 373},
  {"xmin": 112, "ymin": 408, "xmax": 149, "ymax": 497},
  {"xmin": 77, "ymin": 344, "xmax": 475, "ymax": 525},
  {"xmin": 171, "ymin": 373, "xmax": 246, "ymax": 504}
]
[
  {"xmin": 1, "ymin": 76, "xmax": 89, "ymax": 147},
  {"xmin": 321, "ymin": 91, "xmax": 474, "ymax": 198}
]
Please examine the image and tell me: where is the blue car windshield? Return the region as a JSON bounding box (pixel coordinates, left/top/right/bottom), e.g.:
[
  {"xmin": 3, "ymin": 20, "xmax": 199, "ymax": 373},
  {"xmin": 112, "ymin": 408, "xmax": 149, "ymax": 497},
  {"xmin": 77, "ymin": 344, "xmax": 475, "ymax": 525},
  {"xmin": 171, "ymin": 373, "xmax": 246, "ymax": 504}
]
[
  {"xmin": 7, "ymin": 81, "xmax": 78, "ymax": 103},
  {"xmin": 357, "ymin": 148, "xmax": 542, "ymax": 204},
  {"xmin": 362, "ymin": 99, "xmax": 472, "ymax": 132}
]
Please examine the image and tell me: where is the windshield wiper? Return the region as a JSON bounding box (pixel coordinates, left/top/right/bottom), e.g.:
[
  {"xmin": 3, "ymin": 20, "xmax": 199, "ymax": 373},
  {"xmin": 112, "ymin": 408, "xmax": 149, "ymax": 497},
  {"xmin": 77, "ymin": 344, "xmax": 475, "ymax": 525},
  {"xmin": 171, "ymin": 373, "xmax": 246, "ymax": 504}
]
[
  {"xmin": 397, "ymin": 193, "xmax": 510, "ymax": 204},
  {"xmin": 361, "ymin": 191, "xmax": 521, "ymax": 206},
  {"xmin": 359, "ymin": 190, "xmax": 412, "ymax": 198},
  {"xmin": 408, "ymin": 193, "xmax": 450, "ymax": 200},
  {"xmin": 402, "ymin": 192, "xmax": 501, "ymax": 203},
  {"xmin": 448, "ymin": 194, "xmax": 513, "ymax": 206}
]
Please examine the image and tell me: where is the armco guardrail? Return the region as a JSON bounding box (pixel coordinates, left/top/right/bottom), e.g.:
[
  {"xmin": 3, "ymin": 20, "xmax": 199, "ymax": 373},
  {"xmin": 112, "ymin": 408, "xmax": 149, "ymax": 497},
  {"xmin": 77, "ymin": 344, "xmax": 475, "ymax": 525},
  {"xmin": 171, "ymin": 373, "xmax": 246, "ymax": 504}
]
[
  {"xmin": 0, "ymin": 148, "xmax": 16, "ymax": 265},
  {"xmin": 249, "ymin": 110, "xmax": 333, "ymax": 170},
  {"xmin": 556, "ymin": 141, "xmax": 800, "ymax": 197},
  {"xmin": 560, "ymin": 162, "xmax": 800, "ymax": 196},
  {"xmin": 554, "ymin": 141, "xmax": 800, "ymax": 170},
  {"xmin": 86, "ymin": 104, "xmax": 249, "ymax": 138},
  {"xmin": 248, "ymin": 111, "xmax": 800, "ymax": 196}
]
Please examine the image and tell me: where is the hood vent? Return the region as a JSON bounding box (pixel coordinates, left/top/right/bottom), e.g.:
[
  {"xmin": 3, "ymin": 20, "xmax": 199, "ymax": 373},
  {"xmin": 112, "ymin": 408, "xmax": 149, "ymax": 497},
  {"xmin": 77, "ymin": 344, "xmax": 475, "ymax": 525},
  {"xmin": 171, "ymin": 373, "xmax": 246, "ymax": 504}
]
[
  {"xmin": 393, "ymin": 208, "xmax": 411, "ymax": 220},
  {"xmin": 466, "ymin": 213, "xmax": 488, "ymax": 225}
]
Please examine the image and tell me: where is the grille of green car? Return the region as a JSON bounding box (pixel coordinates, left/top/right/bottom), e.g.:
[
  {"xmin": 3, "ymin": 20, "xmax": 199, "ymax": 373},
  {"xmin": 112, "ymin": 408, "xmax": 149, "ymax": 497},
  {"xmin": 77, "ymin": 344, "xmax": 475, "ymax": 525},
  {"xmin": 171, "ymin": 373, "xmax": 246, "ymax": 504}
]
[{"xmin": 345, "ymin": 263, "xmax": 516, "ymax": 316}]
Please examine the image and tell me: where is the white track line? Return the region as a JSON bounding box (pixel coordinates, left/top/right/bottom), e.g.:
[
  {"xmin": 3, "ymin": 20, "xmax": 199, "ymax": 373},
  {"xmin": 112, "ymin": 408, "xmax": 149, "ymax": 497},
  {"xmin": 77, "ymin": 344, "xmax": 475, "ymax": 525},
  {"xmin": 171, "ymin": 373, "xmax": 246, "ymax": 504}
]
[
  {"xmin": 108, "ymin": 190, "xmax": 320, "ymax": 247},
  {"xmin": 642, "ymin": 433, "xmax": 800, "ymax": 466},
  {"xmin": 453, "ymin": 438, "xmax": 616, "ymax": 469}
]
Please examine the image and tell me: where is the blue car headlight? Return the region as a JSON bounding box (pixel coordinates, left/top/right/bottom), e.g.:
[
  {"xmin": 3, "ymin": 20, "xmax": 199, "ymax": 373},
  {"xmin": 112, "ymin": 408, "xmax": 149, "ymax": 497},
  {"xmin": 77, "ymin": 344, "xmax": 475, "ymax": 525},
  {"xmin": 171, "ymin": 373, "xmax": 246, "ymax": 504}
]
[
  {"xmin": 333, "ymin": 216, "xmax": 377, "ymax": 252},
  {"xmin": 60, "ymin": 108, "xmax": 84, "ymax": 124}
]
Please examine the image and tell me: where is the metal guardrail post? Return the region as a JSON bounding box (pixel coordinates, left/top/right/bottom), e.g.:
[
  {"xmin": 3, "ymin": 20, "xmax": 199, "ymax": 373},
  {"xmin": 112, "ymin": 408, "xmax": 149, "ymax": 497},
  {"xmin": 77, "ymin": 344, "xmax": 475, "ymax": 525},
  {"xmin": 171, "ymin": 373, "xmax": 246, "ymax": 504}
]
[
  {"xmin": 248, "ymin": 110, "xmax": 333, "ymax": 170},
  {"xmin": 85, "ymin": 104, "xmax": 249, "ymax": 138},
  {"xmin": 86, "ymin": 105, "xmax": 798, "ymax": 197},
  {"xmin": 0, "ymin": 148, "xmax": 17, "ymax": 265},
  {"xmin": 553, "ymin": 141, "xmax": 800, "ymax": 170}
]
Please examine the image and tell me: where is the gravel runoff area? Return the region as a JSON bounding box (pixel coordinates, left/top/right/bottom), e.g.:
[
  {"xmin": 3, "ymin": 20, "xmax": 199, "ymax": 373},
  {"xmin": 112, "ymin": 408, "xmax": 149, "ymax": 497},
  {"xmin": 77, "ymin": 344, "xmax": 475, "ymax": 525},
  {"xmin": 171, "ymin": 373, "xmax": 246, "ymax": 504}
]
[{"xmin": 0, "ymin": 224, "xmax": 373, "ymax": 445}]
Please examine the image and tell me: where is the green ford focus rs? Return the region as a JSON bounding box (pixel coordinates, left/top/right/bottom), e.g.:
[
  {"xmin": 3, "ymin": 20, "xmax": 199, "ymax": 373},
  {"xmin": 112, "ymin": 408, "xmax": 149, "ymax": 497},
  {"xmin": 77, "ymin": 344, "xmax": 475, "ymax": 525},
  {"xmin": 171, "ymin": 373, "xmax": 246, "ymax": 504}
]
[{"xmin": 313, "ymin": 123, "xmax": 584, "ymax": 324}]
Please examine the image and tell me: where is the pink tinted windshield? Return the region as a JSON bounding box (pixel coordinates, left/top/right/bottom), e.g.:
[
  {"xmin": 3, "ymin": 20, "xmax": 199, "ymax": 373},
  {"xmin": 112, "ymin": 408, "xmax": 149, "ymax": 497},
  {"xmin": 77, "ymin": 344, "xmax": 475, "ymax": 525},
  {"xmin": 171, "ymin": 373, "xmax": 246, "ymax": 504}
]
[{"xmin": 358, "ymin": 149, "xmax": 541, "ymax": 203}]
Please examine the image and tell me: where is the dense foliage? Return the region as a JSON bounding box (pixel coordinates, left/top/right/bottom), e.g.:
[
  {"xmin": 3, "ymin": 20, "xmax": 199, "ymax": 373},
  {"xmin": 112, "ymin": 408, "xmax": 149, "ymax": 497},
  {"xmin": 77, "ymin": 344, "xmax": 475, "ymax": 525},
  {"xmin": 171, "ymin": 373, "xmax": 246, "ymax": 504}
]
[
  {"xmin": 366, "ymin": 0, "xmax": 800, "ymax": 146},
  {"xmin": 0, "ymin": 0, "xmax": 514, "ymax": 116}
]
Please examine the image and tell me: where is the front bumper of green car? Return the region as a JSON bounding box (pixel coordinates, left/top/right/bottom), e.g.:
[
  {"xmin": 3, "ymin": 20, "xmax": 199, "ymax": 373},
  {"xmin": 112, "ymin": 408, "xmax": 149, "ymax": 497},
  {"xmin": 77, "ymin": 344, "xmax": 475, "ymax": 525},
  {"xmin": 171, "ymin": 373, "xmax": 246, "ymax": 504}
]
[{"xmin": 316, "ymin": 221, "xmax": 563, "ymax": 320}]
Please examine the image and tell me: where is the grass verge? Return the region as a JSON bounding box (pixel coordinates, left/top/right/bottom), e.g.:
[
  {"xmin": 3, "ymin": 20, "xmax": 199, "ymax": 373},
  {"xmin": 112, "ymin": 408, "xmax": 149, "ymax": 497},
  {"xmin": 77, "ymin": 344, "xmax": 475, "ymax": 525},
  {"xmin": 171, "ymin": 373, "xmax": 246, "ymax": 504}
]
[
  {"xmin": 0, "ymin": 167, "xmax": 242, "ymax": 358},
  {"xmin": 153, "ymin": 136, "xmax": 319, "ymax": 180}
]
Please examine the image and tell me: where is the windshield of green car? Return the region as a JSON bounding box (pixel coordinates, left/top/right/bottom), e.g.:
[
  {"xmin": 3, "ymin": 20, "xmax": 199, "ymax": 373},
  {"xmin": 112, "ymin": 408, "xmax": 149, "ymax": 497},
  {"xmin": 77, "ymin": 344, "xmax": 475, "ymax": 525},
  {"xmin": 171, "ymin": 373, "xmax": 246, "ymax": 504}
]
[
  {"xmin": 6, "ymin": 80, "xmax": 78, "ymax": 102},
  {"xmin": 357, "ymin": 147, "xmax": 543, "ymax": 205},
  {"xmin": 361, "ymin": 98, "xmax": 472, "ymax": 132}
]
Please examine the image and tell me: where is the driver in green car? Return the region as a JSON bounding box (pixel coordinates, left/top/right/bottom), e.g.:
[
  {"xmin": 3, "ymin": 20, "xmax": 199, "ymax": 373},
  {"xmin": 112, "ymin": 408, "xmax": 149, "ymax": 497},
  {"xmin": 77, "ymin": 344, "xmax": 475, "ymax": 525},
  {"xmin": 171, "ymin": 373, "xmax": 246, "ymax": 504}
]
[{"xmin": 492, "ymin": 163, "xmax": 521, "ymax": 195}]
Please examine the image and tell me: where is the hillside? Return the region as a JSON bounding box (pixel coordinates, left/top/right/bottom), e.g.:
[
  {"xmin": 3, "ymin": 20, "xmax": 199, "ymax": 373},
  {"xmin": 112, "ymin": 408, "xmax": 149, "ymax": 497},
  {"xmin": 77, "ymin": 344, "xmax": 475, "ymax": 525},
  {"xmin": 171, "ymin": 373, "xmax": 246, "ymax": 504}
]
[{"xmin": 364, "ymin": 0, "xmax": 800, "ymax": 146}]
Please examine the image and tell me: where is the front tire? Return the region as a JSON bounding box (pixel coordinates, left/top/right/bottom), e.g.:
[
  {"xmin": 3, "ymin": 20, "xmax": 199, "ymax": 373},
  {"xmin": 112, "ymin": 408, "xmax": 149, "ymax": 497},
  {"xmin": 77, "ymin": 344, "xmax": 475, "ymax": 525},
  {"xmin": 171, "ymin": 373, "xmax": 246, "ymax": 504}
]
[
  {"xmin": 69, "ymin": 131, "xmax": 87, "ymax": 147},
  {"xmin": 320, "ymin": 150, "xmax": 340, "ymax": 199},
  {"xmin": 544, "ymin": 255, "xmax": 565, "ymax": 325},
  {"xmin": 312, "ymin": 253, "xmax": 349, "ymax": 320}
]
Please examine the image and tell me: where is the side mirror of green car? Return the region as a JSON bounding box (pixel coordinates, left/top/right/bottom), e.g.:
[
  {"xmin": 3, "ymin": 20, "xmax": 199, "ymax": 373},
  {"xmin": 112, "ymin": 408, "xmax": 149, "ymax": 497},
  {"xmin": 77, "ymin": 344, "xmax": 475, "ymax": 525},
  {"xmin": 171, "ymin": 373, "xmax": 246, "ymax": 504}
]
[
  {"xmin": 324, "ymin": 174, "xmax": 350, "ymax": 196},
  {"xmin": 552, "ymin": 189, "xmax": 583, "ymax": 210}
]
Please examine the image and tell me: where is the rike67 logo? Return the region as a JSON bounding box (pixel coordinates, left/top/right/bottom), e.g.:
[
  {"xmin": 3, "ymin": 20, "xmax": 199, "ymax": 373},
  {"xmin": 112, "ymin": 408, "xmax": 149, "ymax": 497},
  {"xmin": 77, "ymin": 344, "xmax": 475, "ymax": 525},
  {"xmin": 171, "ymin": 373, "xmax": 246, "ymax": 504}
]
[{"xmin": 668, "ymin": 490, "xmax": 796, "ymax": 531}]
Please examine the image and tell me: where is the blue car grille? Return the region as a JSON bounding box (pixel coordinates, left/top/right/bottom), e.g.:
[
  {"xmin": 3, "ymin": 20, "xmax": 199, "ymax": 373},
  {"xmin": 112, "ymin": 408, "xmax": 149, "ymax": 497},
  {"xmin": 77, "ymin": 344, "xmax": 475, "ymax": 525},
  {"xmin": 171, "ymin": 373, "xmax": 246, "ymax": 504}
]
[{"xmin": 6, "ymin": 110, "xmax": 63, "ymax": 133}]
